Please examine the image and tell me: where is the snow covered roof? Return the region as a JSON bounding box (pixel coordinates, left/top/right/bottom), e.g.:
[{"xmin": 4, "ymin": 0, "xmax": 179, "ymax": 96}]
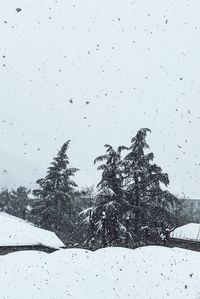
[
  {"xmin": 0, "ymin": 212, "xmax": 64, "ymax": 248},
  {"xmin": 170, "ymin": 223, "xmax": 200, "ymax": 242}
]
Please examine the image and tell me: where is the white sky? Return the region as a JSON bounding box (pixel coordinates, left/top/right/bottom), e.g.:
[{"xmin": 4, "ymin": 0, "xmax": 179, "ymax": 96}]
[{"xmin": 0, "ymin": 0, "xmax": 200, "ymax": 198}]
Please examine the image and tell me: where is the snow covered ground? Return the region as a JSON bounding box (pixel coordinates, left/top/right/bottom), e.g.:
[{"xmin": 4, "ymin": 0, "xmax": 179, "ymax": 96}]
[{"xmin": 0, "ymin": 246, "xmax": 200, "ymax": 298}]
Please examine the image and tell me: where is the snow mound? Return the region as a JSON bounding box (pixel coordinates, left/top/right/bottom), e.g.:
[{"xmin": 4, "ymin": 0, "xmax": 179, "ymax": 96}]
[
  {"xmin": 1, "ymin": 246, "xmax": 200, "ymax": 298},
  {"xmin": 0, "ymin": 212, "xmax": 64, "ymax": 248},
  {"xmin": 171, "ymin": 223, "xmax": 200, "ymax": 242}
]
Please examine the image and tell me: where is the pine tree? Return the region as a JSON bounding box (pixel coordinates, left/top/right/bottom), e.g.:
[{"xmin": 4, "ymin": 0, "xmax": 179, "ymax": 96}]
[
  {"xmin": 32, "ymin": 141, "xmax": 79, "ymax": 242},
  {"xmin": 94, "ymin": 144, "xmax": 126, "ymax": 196},
  {"xmin": 0, "ymin": 189, "xmax": 10, "ymax": 212},
  {"xmin": 8, "ymin": 186, "xmax": 30, "ymax": 219},
  {"xmin": 87, "ymin": 145, "xmax": 128, "ymax": 247},
  {"xmin": 70, "ymin": 186, "xmax": 96, "ymax": 247},
  {"xmin": 123, "ymin": 128, "xmax": 177, "ymax": 244}
]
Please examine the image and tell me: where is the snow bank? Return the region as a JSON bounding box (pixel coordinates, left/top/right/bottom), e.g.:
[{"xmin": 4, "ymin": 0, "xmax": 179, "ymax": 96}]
[
  {"xmin": 171, "ymin": 223, "xmax": 200, "ymax": 242},
  {"xmin": 1, "ymin": 245, "xmax": 200, "ymax": 298},
  {"xmin": 0, "ymin": 212, "xmax": 64, "ymax": 248}
]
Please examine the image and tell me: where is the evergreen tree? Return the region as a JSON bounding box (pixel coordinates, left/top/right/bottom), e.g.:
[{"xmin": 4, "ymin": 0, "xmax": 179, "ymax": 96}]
[
  {"xmin": 69, "ymin": 186, "xmax": 96, "ymax": 247},
  {"xmin": 86, "ymin": 145, "xmax": 128, "ymax": 248},
  {"xmin": 74, "ymin": 186, "xmax": 95, "ymax": 212},
  {"xmin": 94, "ymin": 144, "xmax": 126, "ymax": 196},
  {"xmin": 32, "ymin": 141, "xmax": 79, "ymax": 242},
  {"xmin": 0, "ymin": 189, "xmax": 10, "ymax": 212},
  {"xmin": 8, "ymin": 186, "xmax": 30, "ymax": 219},
  {"xmin": 0, "ymin": 187, "xmax": 31, "ymax": 219},
  {"xmin": 123, "ymin": 128, "xmax": 177, "ymax": 244}
]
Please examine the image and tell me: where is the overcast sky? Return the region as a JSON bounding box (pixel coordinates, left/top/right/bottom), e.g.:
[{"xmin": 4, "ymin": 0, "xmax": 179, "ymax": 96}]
[{"xmin": 0, "ymin": 0, "xmax": 200, "ymax": 198}]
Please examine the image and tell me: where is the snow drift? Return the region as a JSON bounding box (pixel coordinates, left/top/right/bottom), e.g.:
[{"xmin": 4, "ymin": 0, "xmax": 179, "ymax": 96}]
[{"xmin": 0, "ymin": 246, "xmax": 200, "ymax": 298}]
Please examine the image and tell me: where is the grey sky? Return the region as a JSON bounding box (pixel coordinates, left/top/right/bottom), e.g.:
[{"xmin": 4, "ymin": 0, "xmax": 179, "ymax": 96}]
[{"xmin": 0, "ymin": 0, "xmax": 200, "ymax": 198}]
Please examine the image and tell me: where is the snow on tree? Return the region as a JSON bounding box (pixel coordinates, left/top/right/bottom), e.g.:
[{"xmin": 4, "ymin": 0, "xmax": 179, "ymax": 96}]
[
  {"xmin": 8, "ymin": 187, "xmax": 30, "ymax": 219},
  {"xmin": 85, "ymin": 145, "xmax": 129, "ymax": 248},
  {"xmin": 32, "ymin": 141, "xmax": 79, "ymax": 242},
  {"xmin": 84, "ymin": 129, "xmax": 178, "ymax": 249},
  {"xmin": 0, "ymin": 189, "xmax": 10, "ymax": 212},
  {"xmin": 123, "ymin": 128, "xmax": 177, "ymax": 244},
  {"xmin": 0, "ymin": 187, "xmax": 30, "ymax": 219}
]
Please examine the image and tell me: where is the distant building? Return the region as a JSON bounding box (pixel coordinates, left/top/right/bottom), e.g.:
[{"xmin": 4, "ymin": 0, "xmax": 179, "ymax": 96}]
[{"xmin": 0, "ymin": 212, "xmax": 64, "ymax": 255}]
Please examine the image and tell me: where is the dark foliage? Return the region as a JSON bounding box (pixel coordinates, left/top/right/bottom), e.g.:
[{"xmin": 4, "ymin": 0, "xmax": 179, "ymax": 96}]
[
  {"xmin": 0, "ymin": 131, "xmax": 180, "ymax": 250},
  {"xmin": 31, "ymin": 141, "xmax": 79, "ymax": 243}
]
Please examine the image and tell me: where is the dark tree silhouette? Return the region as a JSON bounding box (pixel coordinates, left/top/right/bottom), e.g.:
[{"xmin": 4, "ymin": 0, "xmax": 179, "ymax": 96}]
[
  {"xmin": 32, "ymin": 141, "xmax": 79, "ymax": 242},
  {"xmin": 86, "ymin": 145, "xmax": 128, "ymax": 247},
  {"xmin": 124, "ymin": 128, "xmax": 177, "ymax": 244}
]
